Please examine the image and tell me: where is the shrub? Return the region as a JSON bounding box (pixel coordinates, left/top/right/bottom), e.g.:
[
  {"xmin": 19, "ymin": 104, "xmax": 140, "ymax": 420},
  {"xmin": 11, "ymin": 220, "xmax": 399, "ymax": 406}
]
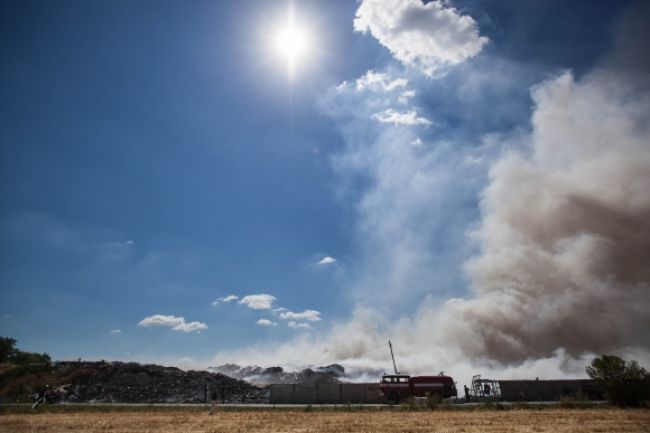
[{"xmin": 586, "ymin": 355, "xmax": 650, "ymax": 407}]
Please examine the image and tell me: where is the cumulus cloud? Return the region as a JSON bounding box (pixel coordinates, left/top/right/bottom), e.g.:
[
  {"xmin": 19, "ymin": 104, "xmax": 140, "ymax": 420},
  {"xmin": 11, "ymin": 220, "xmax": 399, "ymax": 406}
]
[
  {"xmin": 239, "ymin": 294, "xmax": 276, "ymax": 310},
  {"xmin": 398, "ymin": 90, "xmax": 416, "ymax": 104},
  {"xmin": 138, "ymin": 314, "xmax": 207, "ymax": 333},
  {"xmin": 372, "ymin": 108, "xmax": 432, "ymax": 126},
  {"xmin": 173, "ymin": 321, "xmax": 209, "ymax": 333},
  {"xmin": 355, "ymin": 70, "xmax": 409, "ymax": 92},
  {"xmin": 279, "ymin": 309, "xmax": 322, "ymax": 322},
  {"xmin": 109, "ymin": 329, "xmax": 121, "ymax": 335},
  {"xmin": 216, "ymin": 292, "xmax": 322, "ymax": 324},
  {"xmin": 354, "ymin": 0, "xmax": 488, "ymax": 76},
  {"xmin": 212, "ymin": 294, "xmax": 239, "ymax": 306},
  {"xmin": 287, "ymin": 321, "xmax": 311, "ymax": 329},
  {"xmin": 317, "ymin": 256, "xmax": 336, "ymax": 265}
]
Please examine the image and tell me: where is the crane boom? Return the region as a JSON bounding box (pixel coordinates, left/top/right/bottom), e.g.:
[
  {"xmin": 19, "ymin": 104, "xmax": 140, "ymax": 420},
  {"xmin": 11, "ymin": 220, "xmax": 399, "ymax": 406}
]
[{"xmin": 389, "ymin": 340, "xmax": 398, "ymax": 374}]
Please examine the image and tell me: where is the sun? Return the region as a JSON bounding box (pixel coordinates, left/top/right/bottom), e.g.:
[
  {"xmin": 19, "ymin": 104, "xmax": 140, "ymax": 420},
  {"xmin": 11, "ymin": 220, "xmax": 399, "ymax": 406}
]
[
  {"xmin": 272, "ymin": 9, "xmax": 312, "ymax": 77},
  {"xmin": 276, "ymin": 25, "xmax": 307, "ymax": 60}
]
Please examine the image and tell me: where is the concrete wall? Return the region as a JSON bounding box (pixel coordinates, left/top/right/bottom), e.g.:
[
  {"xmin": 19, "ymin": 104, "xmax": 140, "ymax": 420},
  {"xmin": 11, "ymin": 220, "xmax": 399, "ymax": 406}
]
[{"xmin": 269, "ymin": 383, "xmax": 382, "ymax": 404}]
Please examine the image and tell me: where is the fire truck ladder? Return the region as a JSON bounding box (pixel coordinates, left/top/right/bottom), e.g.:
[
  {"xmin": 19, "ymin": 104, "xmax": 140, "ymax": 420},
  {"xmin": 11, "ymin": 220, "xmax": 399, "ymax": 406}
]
[{"xmin": 389, "ymin": 340, "xmax": 399, "ymax": 374}]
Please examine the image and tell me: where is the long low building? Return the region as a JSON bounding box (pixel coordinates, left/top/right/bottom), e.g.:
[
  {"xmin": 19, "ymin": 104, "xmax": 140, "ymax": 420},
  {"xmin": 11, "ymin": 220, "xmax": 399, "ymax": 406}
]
[
  {"xmin": 270, "ymin": 379, "xmax": 603, "ymax": 404},
  {"xmin": 498, "ymin": 379, "xmax": 603, "ymax": 401},
  {"xmin": 269, "ymin": 383, "xmax": 382, "ymax": 404}
]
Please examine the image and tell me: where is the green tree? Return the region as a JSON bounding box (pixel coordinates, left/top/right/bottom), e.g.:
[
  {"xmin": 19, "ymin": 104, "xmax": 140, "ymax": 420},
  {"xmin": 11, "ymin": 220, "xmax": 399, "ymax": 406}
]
[
  {"xmin": 586, "ymin": 355, "xmax": 650, "ymax": 407},
  {"xmin": 0, "ymin": 337, "xmax": 51, "ymax": 366},
  {"xmin": 0, "ymin": 337, "xmax": 17, "ymax": 363}
]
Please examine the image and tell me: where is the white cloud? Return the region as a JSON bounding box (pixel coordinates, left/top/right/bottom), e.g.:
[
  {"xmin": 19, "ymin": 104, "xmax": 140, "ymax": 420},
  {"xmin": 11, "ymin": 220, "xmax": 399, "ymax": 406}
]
[
  {"xmin": 287, "ymin": 321, "xmax": 311, "ymax": 329},
  {"xmin": 239, "ymin": 294, "xmax": 276, "ymax": 310},
  {"xmin": 257, "ymin": 319, "xmax": 278, "ymax": 326},
  {"xmin": 172, "ymin": 321, "xmax": 208, "ymax": 333},
  {"xmin": 109, "ymin": 329, "xmax": 121, "ymax": 334},
  {"xmin": 317, "ymin": 256, "xmax": 336, "ymax": 265},
  {"xmin": 372, "ymin": 108, "xmax": 432, "ymax": 126},
  {"xmin": 138, "ymin": 314, "xmax": 207, "ymax": 333},
  {"xmin": 355, "ymin": 70, "xmax": 409, "ymax": 92},
  {"xmin": 354, "ymin": 0, "xmax": 488, "ymax": 76},
  {"xmin": 279, "ymin": 309, "xmax": 322, "ymax": 322},
  {"xmin": 139, "ymin": 314, "xmax": 184, "ymax": 328},
  {"xmin": 398, "ymin": 89, "xmax": 416, "ymax": 104},
  {"xmin": 212, "ymin": 294, "xmax": 239, "ymax": 306}
]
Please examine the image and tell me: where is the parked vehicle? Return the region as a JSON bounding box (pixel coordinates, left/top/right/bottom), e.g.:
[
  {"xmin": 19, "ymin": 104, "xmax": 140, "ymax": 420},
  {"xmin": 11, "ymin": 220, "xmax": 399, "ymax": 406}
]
[{"xmin": 378, "ymin": 341, "xmax": 456, "ymax": 403}]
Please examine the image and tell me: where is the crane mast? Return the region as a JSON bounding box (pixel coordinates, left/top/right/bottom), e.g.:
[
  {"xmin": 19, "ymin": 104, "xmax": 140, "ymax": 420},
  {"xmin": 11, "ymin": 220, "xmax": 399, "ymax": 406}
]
[{"xmin": 389, "ymin": 340, "xmax": 398, "ymax": 374}]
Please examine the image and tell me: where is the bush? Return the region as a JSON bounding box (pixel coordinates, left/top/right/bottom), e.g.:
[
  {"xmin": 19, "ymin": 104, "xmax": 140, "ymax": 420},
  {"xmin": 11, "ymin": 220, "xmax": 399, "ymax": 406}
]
[{"xmin": 586, "ymin": 355, "xmax": 650, "ymax": 407}]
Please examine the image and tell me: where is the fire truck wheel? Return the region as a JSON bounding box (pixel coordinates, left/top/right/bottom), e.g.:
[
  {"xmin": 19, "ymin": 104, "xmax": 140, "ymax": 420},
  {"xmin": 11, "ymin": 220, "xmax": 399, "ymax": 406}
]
[{"xmin": 388, "ymin": 391, "xmax": 400, "ymax": 404}]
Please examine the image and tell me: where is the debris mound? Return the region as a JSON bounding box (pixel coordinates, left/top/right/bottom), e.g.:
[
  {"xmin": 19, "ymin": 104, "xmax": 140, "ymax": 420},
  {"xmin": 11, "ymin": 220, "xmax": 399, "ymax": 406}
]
[
  {"xmin": 208, "ymin": 363, "xmax": 344, "ymax": 385},
  {"xmin": 1, "ymin": 360, "xmax": 268, "ymax": 404}
]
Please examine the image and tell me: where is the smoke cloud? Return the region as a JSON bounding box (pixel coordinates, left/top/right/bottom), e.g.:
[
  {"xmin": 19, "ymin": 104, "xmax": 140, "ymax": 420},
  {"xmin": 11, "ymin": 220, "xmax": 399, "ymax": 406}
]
[
  {"xmin": 209, "ymin": 3, "xmax": 650, "ymax": 382},
  {"xmin": 453, "ymin": 67, "xmax": 650, "ymax": 363}
]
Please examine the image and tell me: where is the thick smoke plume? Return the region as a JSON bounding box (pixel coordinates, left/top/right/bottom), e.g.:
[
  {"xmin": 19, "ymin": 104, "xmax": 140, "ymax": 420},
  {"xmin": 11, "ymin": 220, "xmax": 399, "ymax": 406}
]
[
  {"xmin": 449, "ymin": 4, "xmax": 650, "ymax": 363},
  {"xmin": 209, "ymin": 4, "xmax": 650, "ymax": 382},
  {"xmin": 449, "ymin": 70, "xmax": 650, "ymax": 362}
]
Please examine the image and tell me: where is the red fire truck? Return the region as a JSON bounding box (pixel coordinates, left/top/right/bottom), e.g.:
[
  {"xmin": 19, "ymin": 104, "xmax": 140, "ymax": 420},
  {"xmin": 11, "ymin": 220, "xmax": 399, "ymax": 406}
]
[
  {"xmin": 378, "ymin": 341, "xmax": 457, "ymax": 403},
  {"xmin": 379, "ymin": 373, "xmax": 457, "ymax": 403}
]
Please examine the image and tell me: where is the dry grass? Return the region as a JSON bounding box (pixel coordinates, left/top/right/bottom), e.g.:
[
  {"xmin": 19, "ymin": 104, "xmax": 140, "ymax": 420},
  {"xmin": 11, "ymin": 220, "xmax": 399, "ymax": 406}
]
[{"xmin": 1, "ymin": 409, "xmax": 649, "ymax": 433}]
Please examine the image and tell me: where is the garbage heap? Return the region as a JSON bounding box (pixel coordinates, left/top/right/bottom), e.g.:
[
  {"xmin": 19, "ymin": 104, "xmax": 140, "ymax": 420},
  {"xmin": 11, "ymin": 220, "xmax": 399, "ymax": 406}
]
[
  {"xmin": 209, "ymin": 363, "xmax": 345, "ymax": 385},
  {"xmin": 53, "ymin": 361, "xmax": 268, "ymax": 403}
]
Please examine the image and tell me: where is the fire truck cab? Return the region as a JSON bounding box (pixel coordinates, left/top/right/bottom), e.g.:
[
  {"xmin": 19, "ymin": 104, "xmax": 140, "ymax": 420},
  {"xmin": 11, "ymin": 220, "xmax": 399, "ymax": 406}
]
[{"xmin": 379, "ymin": 373, "xmax": 457, "ymax": 403}]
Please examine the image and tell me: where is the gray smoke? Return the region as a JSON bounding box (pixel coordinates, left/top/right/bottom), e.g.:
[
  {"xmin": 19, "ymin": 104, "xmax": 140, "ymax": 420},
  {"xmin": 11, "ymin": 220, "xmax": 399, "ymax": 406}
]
[{"xmin": 449, "ymin": 5, "xmax": 650, "ymax": 363}]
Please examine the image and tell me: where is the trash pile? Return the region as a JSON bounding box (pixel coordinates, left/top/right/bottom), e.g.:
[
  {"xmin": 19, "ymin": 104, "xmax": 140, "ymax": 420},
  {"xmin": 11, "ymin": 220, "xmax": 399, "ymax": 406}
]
[
  {"xmin": 208, "ymin": 363, "xmax": 345, "ymax": 385},
  {"xmin": 52, "ymin": 361, "xmax": 268, "ymax": 403}
]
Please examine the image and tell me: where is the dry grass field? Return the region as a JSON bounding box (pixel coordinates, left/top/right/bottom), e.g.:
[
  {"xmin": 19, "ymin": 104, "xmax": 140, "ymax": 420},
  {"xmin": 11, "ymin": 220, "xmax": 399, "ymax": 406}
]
[{"xmin": 1, "ymin": 408, "xmax": 649, "ymax": 433}]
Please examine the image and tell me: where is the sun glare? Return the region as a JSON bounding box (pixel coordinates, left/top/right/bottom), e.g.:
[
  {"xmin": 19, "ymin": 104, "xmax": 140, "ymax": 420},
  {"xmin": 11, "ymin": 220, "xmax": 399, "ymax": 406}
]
[
  {"xmin": 276, "ymin": 26, "xmax": 307, "ymax": 59},
  {"xmin": 272, "ymin": 8, "xmax": 312, "ymax": 77}
]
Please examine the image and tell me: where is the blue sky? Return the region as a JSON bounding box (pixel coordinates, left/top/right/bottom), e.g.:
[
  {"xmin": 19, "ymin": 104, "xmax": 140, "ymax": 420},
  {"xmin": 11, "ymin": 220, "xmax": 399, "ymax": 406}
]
[{"xmin": 2, "ymin": 0, "xmax": 648, "ymax": 375}]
